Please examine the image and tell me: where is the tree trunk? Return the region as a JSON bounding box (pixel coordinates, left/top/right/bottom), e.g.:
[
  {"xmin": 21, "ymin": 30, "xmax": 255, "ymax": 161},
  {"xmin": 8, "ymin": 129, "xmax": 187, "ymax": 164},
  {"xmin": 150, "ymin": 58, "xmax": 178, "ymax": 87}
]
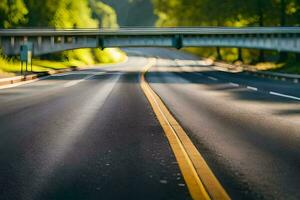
[
  {"xmin": 215, "ymin": 20, "xmax": 222, "ymax": 61},
  {"xmin": 237, "ymin": 48, "xmax": 243, "ymax": 61},
  {"xmin": 279, "ymin": 0, "xmax": 287, "ymax": 61},
  {"xmin": 257, "ymin": 0, "xmax": 265, "ymax": 63},
  {"xmin": 279, "ymin": 52, "xmax": 288, "ymax": 62},
  {"xmin": 296, "ymin": 53, "xmax": 300, "ymax": 61},
  {"xmin": 258, "ymin": 50, "xmax": 265, "ymax": 62},
  {"xmin": 216, "ymin": 47, "xmax": 222, "ymax": 60},
  {"xmin": 280, "ymin": 0, "xmax": 286, "ymax": 26}
]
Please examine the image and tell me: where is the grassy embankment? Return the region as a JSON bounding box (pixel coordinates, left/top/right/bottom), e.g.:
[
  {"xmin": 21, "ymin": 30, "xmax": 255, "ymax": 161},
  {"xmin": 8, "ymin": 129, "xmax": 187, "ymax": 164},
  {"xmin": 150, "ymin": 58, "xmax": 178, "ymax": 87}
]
[
  {"xmin": 0, "ymin": 48, "xmax": 126, "ymax": 78},
  {"xmin": 254, "ymin": 61, "xmax": 300, "ymax": 74},
  {"xmin": 185, "ymin": 47, "xmax": 300, "ymax": 75}
]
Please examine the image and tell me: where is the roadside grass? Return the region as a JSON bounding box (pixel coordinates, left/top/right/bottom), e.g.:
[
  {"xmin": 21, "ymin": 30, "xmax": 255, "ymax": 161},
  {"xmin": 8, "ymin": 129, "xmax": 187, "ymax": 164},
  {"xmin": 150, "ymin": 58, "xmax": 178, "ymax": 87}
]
[
  {"xmin": 0, "ymin": 48, "xmax": 126, "ymax": 78},
  {"xmin": 252, "ymin": 61, "xmax": 300, "ymax": 75},
  {"xmin": 183, "ymin": 47, "xmax": 300, "ymax": 75}
]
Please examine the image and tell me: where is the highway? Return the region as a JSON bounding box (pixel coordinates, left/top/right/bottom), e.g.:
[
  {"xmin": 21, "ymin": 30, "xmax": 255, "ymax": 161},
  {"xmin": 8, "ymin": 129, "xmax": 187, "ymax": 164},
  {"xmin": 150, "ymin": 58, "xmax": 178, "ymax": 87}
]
[{"xmin": 0, "ymin": 48, "xmax": 299, "ymax": 200}]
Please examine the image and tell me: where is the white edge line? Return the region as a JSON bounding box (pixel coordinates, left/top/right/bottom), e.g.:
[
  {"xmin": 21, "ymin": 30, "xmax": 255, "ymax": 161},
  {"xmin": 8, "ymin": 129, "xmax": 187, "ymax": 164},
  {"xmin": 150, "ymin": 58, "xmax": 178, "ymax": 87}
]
[
  {"xmin": 63, "ymin": 72, "xmax": 105, "ymax": 88},
  {"xmin": 229, "ymin": 82, "xmax": 239, "ymax": 87},
  {"xmin": 269, "ymin": 91, "xmax": 300, "ymax": 101},
  {"xmin": 52, "ymin": 72, "xmax": 98, "ymax": 76},
  {"xmin": 246, "ymin": 86, "xmax": 258, "ymax": 91},
  {"xmin": 208, "ymin": 76, "xmax": 218, "ymax": 81}
]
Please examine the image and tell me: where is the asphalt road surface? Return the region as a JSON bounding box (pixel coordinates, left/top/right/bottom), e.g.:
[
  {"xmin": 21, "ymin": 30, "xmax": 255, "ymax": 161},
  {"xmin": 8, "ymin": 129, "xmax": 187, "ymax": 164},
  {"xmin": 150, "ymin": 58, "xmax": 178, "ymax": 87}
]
[{"xmin": 0, "ymin": 48, "xmax": 299, "ymax": 200}]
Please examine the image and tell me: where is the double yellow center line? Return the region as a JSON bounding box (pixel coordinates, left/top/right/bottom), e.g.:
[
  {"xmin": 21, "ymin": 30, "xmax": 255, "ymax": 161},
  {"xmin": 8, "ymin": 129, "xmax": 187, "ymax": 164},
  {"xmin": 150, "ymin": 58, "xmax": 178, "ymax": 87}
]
[{"xmin": 140, "ymin": 59, "xmax": 230, "ymax": 200}]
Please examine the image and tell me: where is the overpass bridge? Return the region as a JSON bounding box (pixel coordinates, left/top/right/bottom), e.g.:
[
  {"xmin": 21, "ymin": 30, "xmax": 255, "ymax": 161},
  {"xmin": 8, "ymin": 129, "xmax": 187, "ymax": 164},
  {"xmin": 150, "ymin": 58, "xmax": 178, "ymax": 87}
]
[{"xmin": 0, "ymin": 27, "xmax": 300, "ymax": 56}]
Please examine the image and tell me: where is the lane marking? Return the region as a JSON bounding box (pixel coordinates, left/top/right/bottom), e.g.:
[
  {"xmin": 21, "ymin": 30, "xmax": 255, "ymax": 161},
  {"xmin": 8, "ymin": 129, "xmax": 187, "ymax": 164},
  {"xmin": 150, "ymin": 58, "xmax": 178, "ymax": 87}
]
[
  {"xmin": 175, "ymin": 59, "xmax": 300, "ymax": 103},
  {"xmin": 229, "ymin": 82, "xmax": 239, "ymax": 87},
  {"xmin": 208, "ymin": 76, "xmax": 218, "ymax": 81},
  {"xmin": 52, "ymin": 72, "xmax": 101, "ymax": 76},
  {"xmin": 63, "ymin": 72, "xmax": 105, "ymax": 88},
  {"xmin": 269, "ymin": 91, "xmax": 300, "ymax": 101},
  {"xmin": 140, "ymin": 59, "xmax": 230, "ymax": 200},
  {"xmin": 246, "ymin": 86, "xmax": 258, "ymax": 91}
]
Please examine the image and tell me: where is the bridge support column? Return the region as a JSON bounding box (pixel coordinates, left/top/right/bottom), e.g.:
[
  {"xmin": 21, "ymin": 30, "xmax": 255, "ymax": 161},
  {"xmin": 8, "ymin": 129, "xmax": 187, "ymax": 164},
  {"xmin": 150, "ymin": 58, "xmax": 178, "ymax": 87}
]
[
  {"xmin": 173, "ymin": 35, "xmax": 183, "ymax": 49},
  {"xmin": 98, "ymin": 36, "xmax": 105, "ymax": 50}
]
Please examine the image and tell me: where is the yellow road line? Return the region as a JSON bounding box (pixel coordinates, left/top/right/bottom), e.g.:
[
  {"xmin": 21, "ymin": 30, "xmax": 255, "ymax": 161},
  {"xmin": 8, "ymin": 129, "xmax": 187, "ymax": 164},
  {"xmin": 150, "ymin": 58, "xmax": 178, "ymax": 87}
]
[{"xmin": 140, "ymin": 59, "xmax": 231, "ymax": 200}]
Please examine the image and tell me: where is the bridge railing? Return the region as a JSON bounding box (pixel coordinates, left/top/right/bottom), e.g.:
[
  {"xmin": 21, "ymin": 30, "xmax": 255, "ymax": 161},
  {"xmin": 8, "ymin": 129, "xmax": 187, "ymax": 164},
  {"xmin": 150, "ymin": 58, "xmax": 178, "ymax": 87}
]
[{"xmin": 0, "ymin": 27, "xmax": 299, "ymax": 56}]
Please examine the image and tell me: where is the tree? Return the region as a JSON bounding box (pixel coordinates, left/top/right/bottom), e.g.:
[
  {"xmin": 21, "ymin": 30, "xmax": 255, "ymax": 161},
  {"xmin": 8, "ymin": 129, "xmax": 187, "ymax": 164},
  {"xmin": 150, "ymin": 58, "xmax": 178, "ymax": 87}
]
[
  {"xmin": 52, "ymin": 0, "xmax": 98, "ymax": 28},
  {"xmin": 24, "ymin": 0, "xmax": 60, "ymax": 27},
  {"xmin": 102, "ymin": 0, "xmax": 157, "ymax": 26},
  {"xmin": 152, "ymin": 0, "xmax": 300, "ymax": 63},
  {"xmin": 90, "ymin": 0, "xmax": 118, "ymax": 28},
  {"xmin": 0, "ymin": 0, "xmax": 28, "ymax": 28},
  {"xmin": 23, "ymin": 0, "xmax": 98, "ymax": 28}
]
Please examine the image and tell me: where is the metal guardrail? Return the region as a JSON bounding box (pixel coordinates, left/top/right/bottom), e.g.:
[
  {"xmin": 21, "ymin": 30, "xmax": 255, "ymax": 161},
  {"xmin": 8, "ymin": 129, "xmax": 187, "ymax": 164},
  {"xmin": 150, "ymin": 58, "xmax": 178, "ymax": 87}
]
[
  {"xmin": 245, "ymin": 70, "xmax": 300, "ymax": 83},
  {"xmin": 214, "ymin": 61, "xmax": 300, "ymax": 83},
  {"xmin": 1, "ymin": 27, "xmax": 300, "ymax": 36}
]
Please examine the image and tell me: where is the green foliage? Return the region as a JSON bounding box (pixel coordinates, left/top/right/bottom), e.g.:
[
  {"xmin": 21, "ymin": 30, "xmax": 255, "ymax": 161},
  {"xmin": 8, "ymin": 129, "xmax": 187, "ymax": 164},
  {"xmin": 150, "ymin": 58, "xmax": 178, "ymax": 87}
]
[
  {"xmin": 24, "ymin": 0, "xmax": 59, "ymax": 27},
  {"xmin": 0, "ymin": 48, "xmax": 126, "ymax": 76},
  {"xmin": 101, "ymin": 0, "xmax": 157, "ymax": 26},
  {"xmin": 90, "ymin": 0, "xmax": 118, "ymax": 28},
  {"xmin": 52, "ymin": 0, "xmax": 98, "ymax": 28},
  {"xmin": 93, "ymin": 48, "xmax": 126, "ymax": 63},
  {"xmin": 152, "ymin": 0, "xmax": 300, "ymax": 63},
  {"xmin": 0, "ymin": 0, "xmax": 126, "ymax": 74},
  {"xmin": 0, "ymin": 0, "xmax": 28, "ymax": 28},
  {"xmin": 152, "ymin": 0, "xmax": 300, "ymax": 27},
  {"xmin": 23, "ymin": 0, "xmax": 98, "ymax": 28}
]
